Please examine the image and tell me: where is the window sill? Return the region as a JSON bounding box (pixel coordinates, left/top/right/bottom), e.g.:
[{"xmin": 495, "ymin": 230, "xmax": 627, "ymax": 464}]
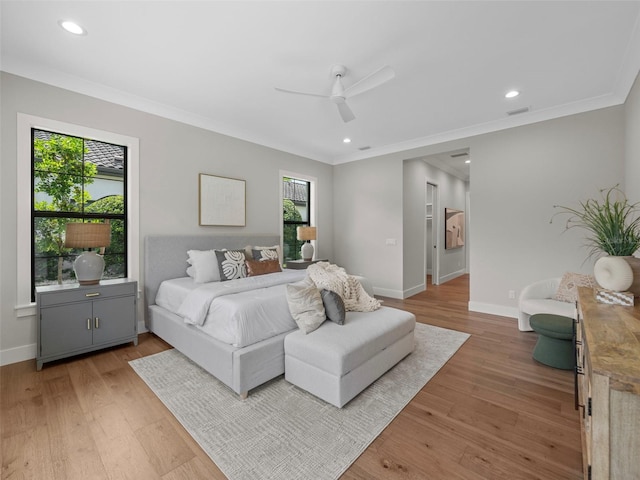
[{"xmin": 16, "ymin": 303, "xmax": 36, "ymax": 318}]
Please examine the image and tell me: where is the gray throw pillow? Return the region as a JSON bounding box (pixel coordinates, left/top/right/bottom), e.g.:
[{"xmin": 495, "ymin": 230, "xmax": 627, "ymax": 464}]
[
  {"xmin": 215, "ymin": 249, "xmax": 247, "ymax": 281},
  {"xmin": 286, "ymin": 278, "xmax": 326, "ymax": 334},
  {"xmin": 321, "ymin": 289, "xmax": 346, "ymax": 325}
]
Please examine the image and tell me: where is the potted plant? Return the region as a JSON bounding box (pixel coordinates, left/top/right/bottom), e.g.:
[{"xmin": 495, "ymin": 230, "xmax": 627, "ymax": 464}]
[{"xmin": 551, "ymin": 185, "xmax": 640, "ymax": 293}]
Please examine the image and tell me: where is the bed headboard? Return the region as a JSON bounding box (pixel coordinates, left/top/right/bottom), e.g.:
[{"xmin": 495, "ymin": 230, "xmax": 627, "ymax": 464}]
[{"xmin": 144, "ymin": 234, "xmax": 280, "ymax": 309}]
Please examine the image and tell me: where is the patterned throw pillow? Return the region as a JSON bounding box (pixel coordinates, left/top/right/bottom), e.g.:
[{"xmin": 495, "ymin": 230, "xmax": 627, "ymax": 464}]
[
  {"xmin": 554, "ymin": 272, "xmax": 596, "ymax": 303},
  {"xmin": 214, "ymin": 249, "xmax": 247, "ymax": 281},
  {"xmin": 246, "ymin": 259, "xmax": 281, "ymax": 277},
  {"xmin": 252, "ymin": 248, "xmax": 279, "ymax": 262}
]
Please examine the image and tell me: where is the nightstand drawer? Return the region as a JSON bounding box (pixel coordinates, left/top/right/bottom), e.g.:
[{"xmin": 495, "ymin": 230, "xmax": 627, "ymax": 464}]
[{"xmin": 38, "ymin": 282, "xmax": 136, "ymax": 306}]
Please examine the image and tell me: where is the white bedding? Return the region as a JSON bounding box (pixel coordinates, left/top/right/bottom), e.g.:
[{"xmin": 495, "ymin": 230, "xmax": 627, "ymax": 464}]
[{"xmin": 155, "ymin": 270, "xmax": 306, "ymax": 348}]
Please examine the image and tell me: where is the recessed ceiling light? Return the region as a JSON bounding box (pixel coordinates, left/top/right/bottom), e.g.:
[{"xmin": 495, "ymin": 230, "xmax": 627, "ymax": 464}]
[
  {"xmin": 343, "ymin": 138, "xmax": 351, "ymax": 144},
  {"xmin": 465, "ymin": 160, "xmax": 471, "ymax": 164},
  {"xmin": 505, "ymin": 90, "xmax": 520, "ymax": 99},
  {"xmin": 59, "ymin": 20, "xmax": 86, "ymax": 35}
]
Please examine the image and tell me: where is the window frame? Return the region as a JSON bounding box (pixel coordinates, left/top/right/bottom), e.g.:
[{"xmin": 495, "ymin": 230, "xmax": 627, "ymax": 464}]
[
  {"xmin": 16, "ymin": 114, "xmax": 139, "ymax": 314},
  {"xmin": 280, "ymin": 170, "xmax": 317, "ymax": 262},
  {"xmin": 31, "ymin": 129, "xmax": 129, "ymax": 295}
]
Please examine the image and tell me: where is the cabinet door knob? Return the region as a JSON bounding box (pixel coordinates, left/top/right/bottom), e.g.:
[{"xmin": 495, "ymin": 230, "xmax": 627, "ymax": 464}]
[{"xmin": 94, "ymin": 317, "xmax": 100, "ymax": 329}]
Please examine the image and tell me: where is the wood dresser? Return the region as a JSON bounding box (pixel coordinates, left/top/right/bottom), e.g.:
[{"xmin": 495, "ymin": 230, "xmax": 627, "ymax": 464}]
[{"xmin": 576, "ymin": 287, "xmax": 640, "ymax": 480}]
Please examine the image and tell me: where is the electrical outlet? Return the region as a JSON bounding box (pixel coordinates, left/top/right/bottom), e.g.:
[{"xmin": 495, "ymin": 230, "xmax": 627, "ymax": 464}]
[{"xmin": 508, "ymin": 290, "xmax": 516, "ymax": 299}]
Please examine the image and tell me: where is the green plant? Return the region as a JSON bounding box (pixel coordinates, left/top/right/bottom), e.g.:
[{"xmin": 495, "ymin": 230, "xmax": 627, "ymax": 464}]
[{"xmin": 551, "ymin": 185, "xmax": 640, "ymax": 258}]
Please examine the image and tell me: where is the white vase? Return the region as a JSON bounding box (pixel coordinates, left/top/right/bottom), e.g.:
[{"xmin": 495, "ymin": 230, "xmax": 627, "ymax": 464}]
[{"xmin": 593, "ymin": 256, "xmax": 634, "ymax": 292}]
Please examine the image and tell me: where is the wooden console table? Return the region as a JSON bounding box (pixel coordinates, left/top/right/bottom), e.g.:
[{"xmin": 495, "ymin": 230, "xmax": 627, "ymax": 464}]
[{"xmin": 576, "ymin": 287, "xmax": 640, "ymax": 479}]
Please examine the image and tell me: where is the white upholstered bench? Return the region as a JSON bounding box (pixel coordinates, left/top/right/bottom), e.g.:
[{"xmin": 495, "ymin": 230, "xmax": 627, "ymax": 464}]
[{"xmin": 284, "ymin": 306, "xmax": 416, "ymax": 407}]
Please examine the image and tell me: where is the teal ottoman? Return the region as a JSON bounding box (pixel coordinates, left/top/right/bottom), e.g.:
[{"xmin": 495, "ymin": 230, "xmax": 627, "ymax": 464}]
[{"xmin": 529, "ymin": 313, "xmax": 575, "ymax": 370}]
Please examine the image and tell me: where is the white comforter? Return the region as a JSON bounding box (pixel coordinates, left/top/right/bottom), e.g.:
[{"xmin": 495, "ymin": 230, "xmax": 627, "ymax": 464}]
[{"xmin": 156, "ymin": 270, "xmax": 306, "ymax": 347}]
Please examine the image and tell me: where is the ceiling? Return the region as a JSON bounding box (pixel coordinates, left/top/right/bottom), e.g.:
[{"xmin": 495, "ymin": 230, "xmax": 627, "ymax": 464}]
[{"xmin": 2, "ymin": 2, "xmax": 640, "ymax": 173}]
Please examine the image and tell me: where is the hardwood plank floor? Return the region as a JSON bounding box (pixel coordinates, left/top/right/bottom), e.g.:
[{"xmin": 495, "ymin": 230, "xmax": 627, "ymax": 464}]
[{"xmin": 1, "ymin": 275, "xmax": 583, "ymax": 479}]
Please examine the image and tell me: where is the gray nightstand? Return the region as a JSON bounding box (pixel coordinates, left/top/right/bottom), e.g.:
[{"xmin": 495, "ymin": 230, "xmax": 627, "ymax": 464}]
[
  {"xmin": 285, "ymin": 259, "xmax": 328, "ymax": 270},
  {"xmin": 36, "ymin": 278, "xmax": 138, "ymax": 370}
]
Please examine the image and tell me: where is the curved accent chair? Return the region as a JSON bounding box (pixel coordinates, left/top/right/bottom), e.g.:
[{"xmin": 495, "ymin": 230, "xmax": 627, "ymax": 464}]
[{"xmin": 517, "ymin": 277, "xmax": 577, "ymax": 331}]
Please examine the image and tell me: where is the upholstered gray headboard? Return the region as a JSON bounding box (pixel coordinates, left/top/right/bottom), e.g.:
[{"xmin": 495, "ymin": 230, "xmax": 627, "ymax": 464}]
[{"xmin": 144, "ymin": 234, "xmax": 280, "ymax": 310}]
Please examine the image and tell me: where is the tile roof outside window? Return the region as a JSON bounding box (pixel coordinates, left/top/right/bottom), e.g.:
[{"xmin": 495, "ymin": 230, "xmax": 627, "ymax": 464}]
[
  {"xmin": 34, "ymin": 130, "xmax": 124, "ymax": 171},
  {"xmin": 283, "ymin": 180, "xmax": 307, "ymax": 203}
]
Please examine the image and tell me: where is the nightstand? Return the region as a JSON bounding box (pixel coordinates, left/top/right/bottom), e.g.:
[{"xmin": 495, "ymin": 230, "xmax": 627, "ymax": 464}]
[
  {"xmin": 285, "ymin": 259, "xmax": 328, "ymax": 270},
  {"xmin": 36, "ymin": 278, "xmax": 138, "ymax": 370}
]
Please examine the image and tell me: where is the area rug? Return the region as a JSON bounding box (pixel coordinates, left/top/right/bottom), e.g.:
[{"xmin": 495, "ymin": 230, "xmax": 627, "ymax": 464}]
[{"xmin": 129, "ymin": 322, "xmax": 469, "ymax": 480}]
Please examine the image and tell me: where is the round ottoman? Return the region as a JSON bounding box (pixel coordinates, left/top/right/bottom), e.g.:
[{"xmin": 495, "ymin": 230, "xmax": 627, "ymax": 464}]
[{"xmin": 529, "ymin": 313, "xmax": 575, "ymax": 370}]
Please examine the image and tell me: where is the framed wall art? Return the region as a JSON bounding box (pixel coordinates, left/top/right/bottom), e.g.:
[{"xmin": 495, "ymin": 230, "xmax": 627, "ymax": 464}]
[
  {"xmin": 445, "ymin": 208, "xmax": 465, "ymax": 249},
  {"xmin": 199, "ymin": 173, "xmax": 246, "ymax": 226}
]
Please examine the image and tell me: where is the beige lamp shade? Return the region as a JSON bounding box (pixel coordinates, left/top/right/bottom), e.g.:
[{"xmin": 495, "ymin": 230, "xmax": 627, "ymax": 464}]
[
  {"xmin": 296, "ymin": 226, "xmax": 316, "ymax": 241},
  {"xmin": 64, "ymin": 222, "xmax": 111, "ymax": 248}
]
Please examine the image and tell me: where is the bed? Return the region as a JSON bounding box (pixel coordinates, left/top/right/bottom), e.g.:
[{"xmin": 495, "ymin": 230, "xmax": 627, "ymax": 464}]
[{"xmin": 144, "ymin": 234, "xmax": 305, "ymax": 398}]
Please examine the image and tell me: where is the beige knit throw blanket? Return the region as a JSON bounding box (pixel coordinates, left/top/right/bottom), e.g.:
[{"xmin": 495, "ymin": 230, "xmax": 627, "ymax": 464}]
[{"xmin": 307, "ymin": 262, "xmax": 381, "ymax": 312}]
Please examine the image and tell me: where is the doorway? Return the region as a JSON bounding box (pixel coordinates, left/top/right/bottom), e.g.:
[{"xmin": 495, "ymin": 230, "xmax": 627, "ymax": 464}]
[{"xmin": 425, "ymin": 182, "xmax": 439, "ymax": 285}]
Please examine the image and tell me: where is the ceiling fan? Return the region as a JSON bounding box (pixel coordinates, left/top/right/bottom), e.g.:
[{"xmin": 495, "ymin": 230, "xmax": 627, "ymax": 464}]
[{"xmin": 275, "ymin": 64, "xmax": 395, "ymax": 123}]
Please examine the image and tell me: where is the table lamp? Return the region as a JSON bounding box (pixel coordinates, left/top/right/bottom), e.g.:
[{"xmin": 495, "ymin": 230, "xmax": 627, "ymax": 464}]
[
  {"xmin": 296, "ymin": 226, "xmax": 316, "ymax": 261},
  {"xmin": 64, "ymin": 222, "xmax": 111, "ymax": 285}
]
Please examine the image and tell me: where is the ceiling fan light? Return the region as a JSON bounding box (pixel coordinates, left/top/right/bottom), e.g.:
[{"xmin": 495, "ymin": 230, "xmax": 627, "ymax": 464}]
[{"xmin": 59, "ymin": 20, "xmax": 86, "ymax": 35}]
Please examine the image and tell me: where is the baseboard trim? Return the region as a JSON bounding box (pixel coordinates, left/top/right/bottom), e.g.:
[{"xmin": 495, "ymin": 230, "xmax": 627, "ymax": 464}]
[
  {"xmin": 373, "ymin": 287, "xmax": 404, "ymax": 299},
  {"xmin": 403, "ymin": 283, "xmax": 426, "ymax": 299},
  {"xmin": 440, "ymin": 269, "xmax": 466, "ymax": 284},
  {"xmin": 468, "ymin": 301, "xmax": 518, "ymax": 319},
  {"xmin": 0, "ymin": 343, "xmax": 36, "ymax": 366}
]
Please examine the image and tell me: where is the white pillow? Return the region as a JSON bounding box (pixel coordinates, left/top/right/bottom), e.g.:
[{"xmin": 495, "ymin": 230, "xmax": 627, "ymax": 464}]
[
  {"xmin": 186, "ymin": 265, "xmax": 196, "ymax": 278},
  {"xmin": 286, "ymin": 277, "xmax": 326, "ymax": 334},
  {"xmin": 186, "ymin": 249, "xmax": 221, "ymax": 283}
]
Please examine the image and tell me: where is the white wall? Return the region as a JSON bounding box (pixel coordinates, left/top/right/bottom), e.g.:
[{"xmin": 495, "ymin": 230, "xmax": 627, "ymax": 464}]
[
  {"xmin": 0, "ymin": 72, "xmax": 333, "ymax": 363},
  {"xmin": 332, "ymin": 156, "xmax": 404, "ymax": 297},
  {"xmin": 333, "ymin": 106, "xmax": 625, "ymax": 318}
]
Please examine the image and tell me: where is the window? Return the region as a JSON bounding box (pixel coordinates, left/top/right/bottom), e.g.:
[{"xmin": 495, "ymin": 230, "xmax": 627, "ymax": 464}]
[
  {"xmin": 282, "ymin": 176, "xmax": 312, "ymax": 262},
  {"xmin": 31, "ymin": 129, "xmax": 127, "ymax": 295},
  {"xmin": 17, "ymin": 114, "xmax": 139, "ymax": 312}
]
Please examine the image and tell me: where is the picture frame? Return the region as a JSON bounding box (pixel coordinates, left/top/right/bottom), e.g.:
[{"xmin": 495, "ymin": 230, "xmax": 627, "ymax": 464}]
[
  {"xmin": 445, "ymin": 208, "xmax": 465, "ymax": 249},
  {"xmin": 199, "ymin": 173, "xmax": 246, "ymax": 226}
]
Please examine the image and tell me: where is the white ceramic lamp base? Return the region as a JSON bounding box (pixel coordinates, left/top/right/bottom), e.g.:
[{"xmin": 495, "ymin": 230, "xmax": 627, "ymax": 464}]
[
  {"xmin": 301, "ymin": 242, "xmax": 314, "ymax": 262},
  {"xmin": 74, "ymin": 251, "xmax": 105, "ymax": 285}
]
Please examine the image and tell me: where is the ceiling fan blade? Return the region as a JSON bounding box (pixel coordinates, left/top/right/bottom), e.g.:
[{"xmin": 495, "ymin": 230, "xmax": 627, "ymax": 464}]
[
  {"xmin": 274, "ymin": 87, "xmax": 327, "ymax": 99},
  {"xmin": 344, "ymin": 65, "xmax": 395, "ymax": 98},
  {"xmin": 336, "ymin": 102, "xmax": 355, "ymax": 123}
]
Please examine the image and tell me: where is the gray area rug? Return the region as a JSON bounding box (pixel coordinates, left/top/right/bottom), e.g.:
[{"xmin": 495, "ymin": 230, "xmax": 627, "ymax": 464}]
[{"xmin": 129, "ymin": 323, "xmax": 469, "ymax": 480}]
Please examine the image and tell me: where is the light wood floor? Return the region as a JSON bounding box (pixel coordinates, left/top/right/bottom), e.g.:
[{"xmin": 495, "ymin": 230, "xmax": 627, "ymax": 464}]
[{"xmin": 1, "ymin": 275, "xmax": 583, "ymax": 479}]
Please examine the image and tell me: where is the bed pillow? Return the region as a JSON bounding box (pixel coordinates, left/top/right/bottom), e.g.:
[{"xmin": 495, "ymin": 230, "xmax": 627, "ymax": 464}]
[
  {"xmin": 215, "ymin": 249, "xmax": 247, "ymax": 281},
  {"xmin": 554, "ymin": 272, "xmax": 596, "ymax": 303},
  {"xmin": 252, "ymin": 248, "xmax": 279, "ymax": 262},
  {"xmin": 286, "ymin": 278, "xmax": 326, "ymax": 334},
  {"xmin": 186, "ymin": 249, "xmax": 220, "ymax": 283},
  {"xmin": 246, "ymin": 259, "xmax": 282, "ymax": 277},
  {"xmin": 186, "ymin": 265, "xmax": 196, "ymax": 278},
  {"xmin": 248, "ymin": 245, "xmax": 283, "ymax": 265},
  {"xmin": 320, "ymin": 289, "xmax": 346, "ymax": 325}
]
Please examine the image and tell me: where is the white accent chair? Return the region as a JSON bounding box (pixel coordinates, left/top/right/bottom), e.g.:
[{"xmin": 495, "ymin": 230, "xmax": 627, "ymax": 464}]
[{"xmin": 518, "ymin": 277, "xmax": 577, "ymax": 331}]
